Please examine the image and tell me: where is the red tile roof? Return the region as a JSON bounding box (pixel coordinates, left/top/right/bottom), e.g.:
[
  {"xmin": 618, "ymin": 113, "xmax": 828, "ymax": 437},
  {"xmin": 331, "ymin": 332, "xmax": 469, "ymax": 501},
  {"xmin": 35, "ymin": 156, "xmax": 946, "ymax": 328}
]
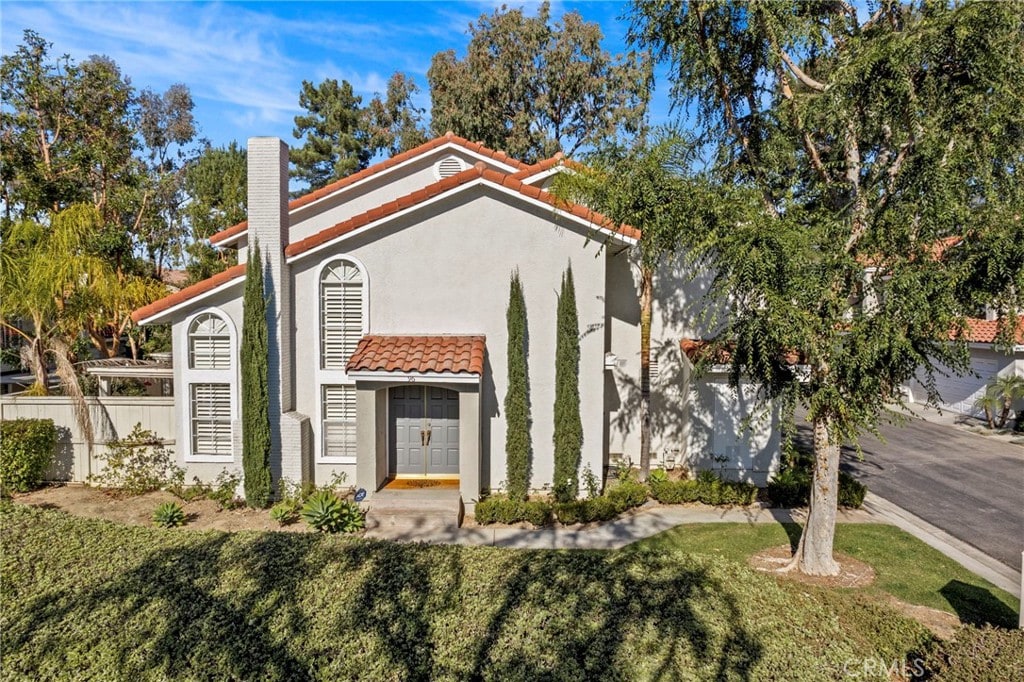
[
  {"xmin": 209, "ymin": 132, "xmax": 529, "ymax": 246},
  {"xmin": 960, "ymin": 317, "xmax": 1024, "ymax": 344},
  {"xmin": 132, "ymin": 263, "xmax": 246, "ymax": 323},
  {"xmin": 284, "ymin": 161, "xmax": 639, "ymax": 257},
  {"xmin": 680, "ymin": 339, "xmax": 806, "ymax": 365},
  {"xmin": 346, "ymin": 335, "xmax": 486, "ymax": 375},
  {"xmin": 510, "ymin": 152, "xmax": 583, "ymax": 181}
]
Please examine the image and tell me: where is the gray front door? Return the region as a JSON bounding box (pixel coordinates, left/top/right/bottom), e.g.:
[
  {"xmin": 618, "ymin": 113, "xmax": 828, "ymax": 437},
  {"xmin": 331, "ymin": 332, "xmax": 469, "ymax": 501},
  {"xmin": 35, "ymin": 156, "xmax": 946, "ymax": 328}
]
[{"xmin": 390, "ymin": 386, "xmax": 459, "ymax": 476}]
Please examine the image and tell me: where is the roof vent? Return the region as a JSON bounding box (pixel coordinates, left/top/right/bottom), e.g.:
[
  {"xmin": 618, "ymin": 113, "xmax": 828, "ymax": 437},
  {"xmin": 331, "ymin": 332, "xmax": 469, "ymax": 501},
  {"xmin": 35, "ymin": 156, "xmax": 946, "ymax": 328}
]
[{"xmin": 434, "ymin": 155, "xmax": 467, "ymax": 179}]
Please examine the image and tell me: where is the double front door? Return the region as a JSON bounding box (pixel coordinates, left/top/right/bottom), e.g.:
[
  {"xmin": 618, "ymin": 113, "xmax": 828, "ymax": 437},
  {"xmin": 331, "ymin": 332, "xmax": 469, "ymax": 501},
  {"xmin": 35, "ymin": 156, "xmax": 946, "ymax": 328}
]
[{"xmin": 390, "ymin": 386, "xmax": 459, "ymax": 476}]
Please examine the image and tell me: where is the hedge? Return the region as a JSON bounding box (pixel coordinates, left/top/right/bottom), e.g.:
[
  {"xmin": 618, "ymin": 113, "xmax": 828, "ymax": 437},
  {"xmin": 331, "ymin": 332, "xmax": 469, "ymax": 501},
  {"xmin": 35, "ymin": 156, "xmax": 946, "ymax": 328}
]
[
  {"xmin": 555, "ymin": 481, "xmax": 649, "ymax": 525},
  {"xmin": 767, "ymin": 469, "xmax": 867, "ymax": 509},
  {"xmin": 0, "ymin": 418, "xmax": 57, "ymax": 492},
  {"xmin": 2, "ymin": 504, "xmax": 948, "ymax": 681},
  {"xmin": 474, "ymin": 495, "xmax": 553, "ymax": 526},
  {"xmin": 649, "ymin": 476, "xmax": 758, "ymax": 506}
]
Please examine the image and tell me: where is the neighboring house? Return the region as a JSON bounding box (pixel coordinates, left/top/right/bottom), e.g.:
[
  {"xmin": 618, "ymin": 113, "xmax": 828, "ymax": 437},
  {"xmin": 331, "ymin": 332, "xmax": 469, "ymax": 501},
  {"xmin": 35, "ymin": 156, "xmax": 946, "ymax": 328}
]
[
  {"xmin": 131, "ymin": 134, "xmax": 779, "ymax": 509},
  {"xmin": 905, "ymin": 315, "xmax": 1024, "ymax": 417}
]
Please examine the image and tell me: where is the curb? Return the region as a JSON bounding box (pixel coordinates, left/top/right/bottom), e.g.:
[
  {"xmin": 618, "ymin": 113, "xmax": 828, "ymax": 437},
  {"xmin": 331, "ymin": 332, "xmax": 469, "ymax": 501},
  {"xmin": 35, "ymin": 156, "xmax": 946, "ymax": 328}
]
[{"xmin": 862, "ymin": 491, "xmax": 1021, "ymax": 598}]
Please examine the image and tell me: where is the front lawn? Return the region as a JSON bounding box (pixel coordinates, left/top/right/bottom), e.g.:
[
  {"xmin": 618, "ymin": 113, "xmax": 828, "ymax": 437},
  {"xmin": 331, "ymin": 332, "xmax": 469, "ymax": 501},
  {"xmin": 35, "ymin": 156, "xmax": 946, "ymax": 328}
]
[
  {"xmin": 0, "ymin": 504, "xmax": 939, "ymax": 681},
  {"xmin": 632, "ymin": 523, "xmax": 1020, "ymax": 629}
]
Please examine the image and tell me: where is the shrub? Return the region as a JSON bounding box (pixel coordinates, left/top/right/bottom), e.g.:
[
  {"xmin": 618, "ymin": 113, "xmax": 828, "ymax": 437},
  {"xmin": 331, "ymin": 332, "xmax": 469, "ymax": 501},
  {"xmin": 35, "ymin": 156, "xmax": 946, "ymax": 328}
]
[
  {"xmin": 270, "ymin": 499, "xmax": 301, "ymax": 526},
  {"xmin": 767, "ymin": 468, "xmax": 866, "ymax": 509},
  {"xmin": 209, "ymin": 470, "xmax": 244, "ymax": 510},
  {"xmin": 474, "ymin": 495, "xmax": 553, "ymax": 526},
  {"xmin": 649, "ymin": 474, "xmax": 758, "ymax": 506},
  {"xmin": 606, "ymin": 480, "xmax": 648, "ymax": 510},
  {"xmin": 168, "ymin": 476, "xmax": 212, "ymax": 502},
  {"xmin": 580, "ymin": 463, "xmax": 600, "ymax": 499},
  {"xmin": 151, "ymin": 502, "xmax": 186, "ymax": 528},
  {"xmin": 649, "ymin": 478, "xmax": 701, "ymax": 504},
  {"xmin": 89, "ymin": 424, "xmax": 181, "ymax": 495},
  {"xmin": 837, "ymin": 472, "xmax": 867, "ymax": 508},
  {"xmin": 555, "ymin": 496, "xmax": 619, "ymax": 524},
  {"xmin": 0, "ymin": 418, "xmax": 56, "ymax": 492},
  {"xmin": 648, "ymin": 468, "xmax": 669, "ymax": 484},
  {"xmin": 923, "ymin": 624, "xmax": 1024, "ymax": 681},
  {"xmin": 301, "ymin": 491, "xmax": 364, "ymax": 533}
]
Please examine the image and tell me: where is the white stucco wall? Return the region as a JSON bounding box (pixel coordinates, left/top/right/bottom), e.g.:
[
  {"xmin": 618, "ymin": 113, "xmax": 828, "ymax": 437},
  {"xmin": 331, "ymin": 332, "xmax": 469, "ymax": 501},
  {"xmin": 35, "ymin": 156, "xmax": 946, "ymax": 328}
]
[{"xmin": 289, "ymin": 186, "xmax": 608, "ymax": 493}]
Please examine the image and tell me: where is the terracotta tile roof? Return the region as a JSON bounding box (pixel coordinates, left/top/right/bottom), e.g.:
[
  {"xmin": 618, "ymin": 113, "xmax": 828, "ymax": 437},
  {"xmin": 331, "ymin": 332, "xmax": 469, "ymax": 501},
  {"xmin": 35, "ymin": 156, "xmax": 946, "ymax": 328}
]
[
  {"xmin": 346, "ymin": 335, "xmax": 486, "ymax": 375},
  {"xmin": 680, "ymin": 339, "xmax": 806, "ymax": 365},
  {"xmin": 285, "ymin": 161, "xmax": 640, "ymax": 257},
  {"xmin": 510, "ymin": 152, "xmax": 583, "ymax": 181},
  {"xmin": 131, "ymin": 263, "xmax": 246, "ymax": 323},
  {"xmin": 959, "ymin": 317, "xmax": 1024, "ymax": 344},
  {"xmin": 209, "ymin": 132, "xmax": 530, "ymax": 246}
]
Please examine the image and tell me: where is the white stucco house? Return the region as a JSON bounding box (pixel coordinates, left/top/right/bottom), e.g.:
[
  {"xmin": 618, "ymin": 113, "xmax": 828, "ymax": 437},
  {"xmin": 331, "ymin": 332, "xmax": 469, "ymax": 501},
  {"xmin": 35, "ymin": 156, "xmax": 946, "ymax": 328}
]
[{"xmin": 131, "ymin": 134, "xmax": 779, "ymax": 510}]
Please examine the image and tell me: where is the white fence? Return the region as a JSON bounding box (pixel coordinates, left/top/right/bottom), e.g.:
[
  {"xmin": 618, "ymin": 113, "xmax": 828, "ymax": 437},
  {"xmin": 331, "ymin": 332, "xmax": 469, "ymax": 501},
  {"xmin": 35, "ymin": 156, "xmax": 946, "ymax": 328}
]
[{"xmin": 0, "ymin": 396, "xmax": 175, "ymax": 482}]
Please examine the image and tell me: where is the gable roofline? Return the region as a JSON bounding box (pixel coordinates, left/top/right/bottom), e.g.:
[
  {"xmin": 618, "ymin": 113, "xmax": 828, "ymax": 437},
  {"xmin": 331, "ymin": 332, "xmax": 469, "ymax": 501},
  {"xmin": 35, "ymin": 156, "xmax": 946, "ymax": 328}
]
[
  {"xmin": 283, "ymin": 162, "xmax": 640, "ymax": 262},
  {"xmin": 510, "ymin": 152, "xmax": 584, "ymax": 184},
  {"xmin": 209, "ymin": 132, "xmax": 529, "ymax": 247},
  {"xmin": 132, "ymin": 263, "xmax": 246, "ymax": 325}
]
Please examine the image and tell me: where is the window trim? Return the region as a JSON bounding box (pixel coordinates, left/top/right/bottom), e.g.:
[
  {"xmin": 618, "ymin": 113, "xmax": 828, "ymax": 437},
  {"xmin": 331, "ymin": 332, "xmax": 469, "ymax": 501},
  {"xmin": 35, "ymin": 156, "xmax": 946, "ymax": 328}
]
[
  {"xmin": 314, "ymin": 255, "xmax": 368, "ymax": 462},
  {"xmin": 180, "ymin": 307, "xmax": 238, "ymax": 463}
]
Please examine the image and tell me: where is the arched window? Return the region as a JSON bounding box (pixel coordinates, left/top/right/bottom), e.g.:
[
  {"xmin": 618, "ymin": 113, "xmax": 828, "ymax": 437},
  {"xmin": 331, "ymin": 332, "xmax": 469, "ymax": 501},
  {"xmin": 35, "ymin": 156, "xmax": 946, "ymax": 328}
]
[
  {"xmin": 320, "ymin": 260, "xmax": 364, "ymax": 370},
  {"xmin": 183, "ymin": 310, "xmax": 234, "ymax": 462},
  {"xmin": 189, "ymin": 313, "xmax": 231, "ymax": 370}
]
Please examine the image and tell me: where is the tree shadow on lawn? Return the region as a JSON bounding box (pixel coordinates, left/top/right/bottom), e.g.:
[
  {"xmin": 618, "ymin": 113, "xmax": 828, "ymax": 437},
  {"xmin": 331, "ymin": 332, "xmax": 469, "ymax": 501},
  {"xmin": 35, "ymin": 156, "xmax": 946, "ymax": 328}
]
[
  {"xmin": 939, "ymin": 580, "xmax": 1019, "ymax": 629},
  {"xmin": 5, "ymin": 523, "xmax": 772, "ymax": 681}
]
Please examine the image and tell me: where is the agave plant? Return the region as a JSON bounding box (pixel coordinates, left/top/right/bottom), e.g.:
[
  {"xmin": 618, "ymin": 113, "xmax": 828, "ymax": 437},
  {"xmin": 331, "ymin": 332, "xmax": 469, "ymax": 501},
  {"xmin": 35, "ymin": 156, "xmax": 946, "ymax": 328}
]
[
  {"xmin": 300, "ymin": 491, "xmax": 364, "ymax": 533},
  {"xmin": 152, "ymin": 501, "xmax": 186, "ymax": 528}
]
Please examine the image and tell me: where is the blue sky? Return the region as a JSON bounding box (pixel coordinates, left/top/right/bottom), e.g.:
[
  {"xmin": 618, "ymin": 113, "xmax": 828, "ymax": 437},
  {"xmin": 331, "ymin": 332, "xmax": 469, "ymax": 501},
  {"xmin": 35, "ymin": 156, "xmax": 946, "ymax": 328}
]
[{"xmin": 2, "ymin": 1, "xmax": 674, "ymax": 152}]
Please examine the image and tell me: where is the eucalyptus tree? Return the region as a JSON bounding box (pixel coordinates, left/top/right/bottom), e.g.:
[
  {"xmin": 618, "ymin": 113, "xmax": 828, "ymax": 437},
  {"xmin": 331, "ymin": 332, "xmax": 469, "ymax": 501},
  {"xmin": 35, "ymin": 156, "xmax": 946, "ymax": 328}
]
[
  {"xmin": 631, "ymin": 0, "xmax": 1024, "ymax": 574},
  {"xmin": 428, "ymin": 1, "xmax": 651, "ymax": 163}
]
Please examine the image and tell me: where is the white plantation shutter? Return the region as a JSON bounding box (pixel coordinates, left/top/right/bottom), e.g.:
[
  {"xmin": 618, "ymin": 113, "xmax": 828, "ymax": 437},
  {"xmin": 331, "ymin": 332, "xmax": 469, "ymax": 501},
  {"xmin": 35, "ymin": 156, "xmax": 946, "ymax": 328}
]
[
  {"xmin": 189, "ymin": 313, "xmax": 231, "ymax": 369},
  {"xmin": 191, "ymin": 383, "xmax": 231, "ymax": 457},
  {"xmin": 321, "ymin": 261, "xmax": 363, "ymax": 370},
  {"xmin": 322, "ymin": 385, "xmax": 357, "ymax": 458}
]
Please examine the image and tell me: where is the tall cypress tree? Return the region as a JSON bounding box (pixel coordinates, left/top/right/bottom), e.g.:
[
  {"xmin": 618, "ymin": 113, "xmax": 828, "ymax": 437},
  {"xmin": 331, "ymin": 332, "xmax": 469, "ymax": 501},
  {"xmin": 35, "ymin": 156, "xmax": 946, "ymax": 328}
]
[
  {"xmin": 241, "ymin": 240, "xmax": 272, "ymax": 507},
  {"xmin": 504, "ymin": 270, "xmax": 531, "ymax": 500},
  {"xmin": 553, "ymin": 262, "xmax": 582, "ymax": 502}
]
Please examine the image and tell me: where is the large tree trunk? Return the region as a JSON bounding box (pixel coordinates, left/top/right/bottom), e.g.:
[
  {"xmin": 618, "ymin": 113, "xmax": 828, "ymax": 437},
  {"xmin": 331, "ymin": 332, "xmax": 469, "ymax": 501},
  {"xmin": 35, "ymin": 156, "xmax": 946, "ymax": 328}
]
[
  {"xmin": 638, "ymin": 267, "xmax": 653, "ymax": 482},
  {"xmin": 788, "ymin": 414, "xmax": 841, "ymax": 576}
]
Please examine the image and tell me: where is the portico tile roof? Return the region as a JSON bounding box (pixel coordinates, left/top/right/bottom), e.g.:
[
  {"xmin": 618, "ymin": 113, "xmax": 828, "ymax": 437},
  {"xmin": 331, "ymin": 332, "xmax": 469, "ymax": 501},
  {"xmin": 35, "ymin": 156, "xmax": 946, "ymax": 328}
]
[{"xmin": 346, "ymin": 335, "xmax": 486, "ymax": 375}]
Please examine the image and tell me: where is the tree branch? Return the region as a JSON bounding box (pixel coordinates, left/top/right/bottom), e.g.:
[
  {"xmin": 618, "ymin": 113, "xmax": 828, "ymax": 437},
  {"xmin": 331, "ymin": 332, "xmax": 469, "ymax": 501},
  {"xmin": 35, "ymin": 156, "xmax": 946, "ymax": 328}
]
[{"xmin": 779, "ymin": 49, "xmax": 826, "ymax": 92}]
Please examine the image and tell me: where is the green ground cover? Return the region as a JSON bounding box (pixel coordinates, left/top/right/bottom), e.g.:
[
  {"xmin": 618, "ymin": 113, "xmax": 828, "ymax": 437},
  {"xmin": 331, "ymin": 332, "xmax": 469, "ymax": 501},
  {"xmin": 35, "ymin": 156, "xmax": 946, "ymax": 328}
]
[
  {"xmin": 632, "ymin": 523, "xmax": 1020, "ymax": 629},
  {"xmin": 2, "ymin": 505, "xmax": 1019, "ymax": 680}
]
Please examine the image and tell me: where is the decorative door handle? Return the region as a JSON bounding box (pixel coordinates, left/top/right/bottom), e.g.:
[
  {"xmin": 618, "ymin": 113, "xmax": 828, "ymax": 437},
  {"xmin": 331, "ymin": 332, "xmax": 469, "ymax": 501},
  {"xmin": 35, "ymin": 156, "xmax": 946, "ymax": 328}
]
[{"xmin": 420, "ymin": 429, "xmax": 431, "ymax": 446}]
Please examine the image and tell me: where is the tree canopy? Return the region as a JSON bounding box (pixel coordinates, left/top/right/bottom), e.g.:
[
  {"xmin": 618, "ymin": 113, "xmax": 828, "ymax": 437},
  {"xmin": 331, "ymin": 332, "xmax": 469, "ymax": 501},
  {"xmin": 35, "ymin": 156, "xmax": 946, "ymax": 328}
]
[
  {"xmin": 630, "ymin": 0, "xmax": 1024, "ymax": 574},
  {"xmin": 428, "ymin": 1, "xmax": 651, "ymax": 163}
]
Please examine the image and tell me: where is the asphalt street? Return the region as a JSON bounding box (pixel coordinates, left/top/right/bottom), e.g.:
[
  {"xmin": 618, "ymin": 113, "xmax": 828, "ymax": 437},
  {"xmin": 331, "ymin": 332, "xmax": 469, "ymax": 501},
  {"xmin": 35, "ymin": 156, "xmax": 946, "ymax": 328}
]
[{"xmin": 821, "ymin": 417, "xmax": 1024, "ymax": 572}]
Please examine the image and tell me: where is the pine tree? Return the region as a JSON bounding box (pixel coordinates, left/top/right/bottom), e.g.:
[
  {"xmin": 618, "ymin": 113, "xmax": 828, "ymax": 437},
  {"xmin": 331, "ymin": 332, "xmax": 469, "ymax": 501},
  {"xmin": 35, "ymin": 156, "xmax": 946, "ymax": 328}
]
[
  {"xmin": 241, "ymin": 240, "xmax": 272, "ymax": 507},
  {"xmin": 504, "ymin": 270, "xmax": 531, "ymax": 500},
  {"xmin": 553, "ymin": 263, "xmax": 582, "ymax": 502}
]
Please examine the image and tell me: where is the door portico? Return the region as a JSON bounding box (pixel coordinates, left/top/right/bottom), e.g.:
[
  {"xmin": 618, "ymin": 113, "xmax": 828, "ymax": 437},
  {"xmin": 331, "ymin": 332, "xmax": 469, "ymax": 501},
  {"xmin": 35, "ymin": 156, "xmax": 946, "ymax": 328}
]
[{"xmin": 346, "ymin": 335, "xmax": 486, "ymax": 512}]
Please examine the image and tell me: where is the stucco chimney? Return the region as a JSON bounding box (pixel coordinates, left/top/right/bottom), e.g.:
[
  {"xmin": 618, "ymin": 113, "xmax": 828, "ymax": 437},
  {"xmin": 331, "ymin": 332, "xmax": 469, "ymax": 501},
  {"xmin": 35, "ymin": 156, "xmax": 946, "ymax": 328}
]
[{"xmin": 247, "ymin": 137, "xmax": 295, "ymax": 480}]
